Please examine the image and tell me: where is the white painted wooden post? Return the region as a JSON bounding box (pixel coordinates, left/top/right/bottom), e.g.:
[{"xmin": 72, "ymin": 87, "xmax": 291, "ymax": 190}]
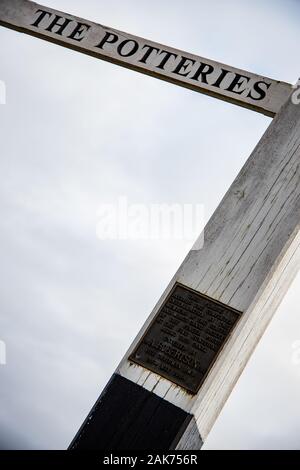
[
  {"xmin": 1, "ymin": 0, "xmax": 299, "ymax": 452},
  {"xmin": 70, "ymin": 92, "xmax": 300, "ymax": 450}
]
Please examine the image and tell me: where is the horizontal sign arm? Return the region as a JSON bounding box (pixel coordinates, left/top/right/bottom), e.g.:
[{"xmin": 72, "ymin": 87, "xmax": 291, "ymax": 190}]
[{"xmin": 0, "ymin": 0, "xmax": 292, "ymax": 116}]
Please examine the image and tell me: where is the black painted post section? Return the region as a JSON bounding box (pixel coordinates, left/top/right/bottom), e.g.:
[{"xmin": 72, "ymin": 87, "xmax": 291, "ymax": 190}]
[
  {"xmin": 69, "ymin": 374, "xmax": 198, "ymax": 450},
  {"xmin": 69, "ymin": 284, "xmax": 241, "ymax": 450}
]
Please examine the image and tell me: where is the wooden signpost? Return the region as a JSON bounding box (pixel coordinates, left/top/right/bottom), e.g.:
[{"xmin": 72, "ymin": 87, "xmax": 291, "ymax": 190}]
[
  {"xmin": 1, "ymin": 0, "xmax": 299, "ymax": 451},
  {"xmin": 0, "ymin": 0, "xmax": 291, "ymax": 116}
]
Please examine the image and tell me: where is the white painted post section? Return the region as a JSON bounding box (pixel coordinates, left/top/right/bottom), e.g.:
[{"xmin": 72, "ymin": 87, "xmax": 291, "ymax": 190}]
[
  {"xmin": 114, "ymin": 92, "xmax": 300, "ymax": 449},
  {"xmin": 1, "ymin": 0, "xmax": 299, "ymax": 451}
]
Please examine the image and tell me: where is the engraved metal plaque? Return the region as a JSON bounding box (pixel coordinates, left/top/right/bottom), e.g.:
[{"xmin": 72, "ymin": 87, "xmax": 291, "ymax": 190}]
[{"xmin": 129, "ymin": 284, "xmax": 241, "ymax": 394}]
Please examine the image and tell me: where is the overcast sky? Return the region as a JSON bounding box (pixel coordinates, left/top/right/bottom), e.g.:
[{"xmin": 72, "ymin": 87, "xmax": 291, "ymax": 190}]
[{"xmin": 0, "ymin": 0, "xmax": 300, "ymax": 450}]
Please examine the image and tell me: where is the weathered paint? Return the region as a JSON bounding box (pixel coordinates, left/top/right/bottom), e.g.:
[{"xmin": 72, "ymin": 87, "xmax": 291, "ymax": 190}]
[
  {"xmin": 0, "ymin": 0, "xmax": 292, "ymax": 116},
  {"xmin": 1, "ymin": 0, "xmax": 299, "ymax": 450},
  {"xmin": 69, "ymin": 374, "xmax": 195, "ymax": 450},
  {"xmin": 116, "ymin": 92, "xmax": 300, "ymax": 448}
]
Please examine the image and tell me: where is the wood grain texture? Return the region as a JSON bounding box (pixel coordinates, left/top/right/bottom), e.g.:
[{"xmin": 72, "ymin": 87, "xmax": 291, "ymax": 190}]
[
  {"xmin": 117, "ymin": 93, "xmax": 300, "ymax": 447},
  {"xmin": 4, "ymin": 0, "xmax": 298, "ymax": 449},
  {"xmin": 69, "ymin": 374, "xmax": 193, "ymax": 450},
  {"xmin": 0, "ymin": 0, "xmax": 291, "ymax": 116}
]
